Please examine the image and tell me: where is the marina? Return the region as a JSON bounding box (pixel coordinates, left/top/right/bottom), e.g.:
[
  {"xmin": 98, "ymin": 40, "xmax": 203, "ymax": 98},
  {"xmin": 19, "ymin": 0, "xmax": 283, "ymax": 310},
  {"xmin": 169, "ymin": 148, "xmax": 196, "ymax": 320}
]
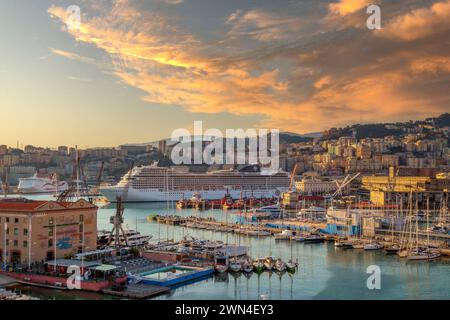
[{"xmin": 2, "ymin": 177, "xmax": 450, "ymax": 300}]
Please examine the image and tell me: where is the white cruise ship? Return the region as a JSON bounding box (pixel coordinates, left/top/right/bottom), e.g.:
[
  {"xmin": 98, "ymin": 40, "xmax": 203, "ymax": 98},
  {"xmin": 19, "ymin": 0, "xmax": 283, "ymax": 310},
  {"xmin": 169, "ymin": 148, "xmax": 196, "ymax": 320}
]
[
  {"xmin": 100, "ymin": 164, "xmax": 290, "ymax": 202},
  {"xmin": 18, "ymin": 174, "xmax": 69, "ymax": 194}
]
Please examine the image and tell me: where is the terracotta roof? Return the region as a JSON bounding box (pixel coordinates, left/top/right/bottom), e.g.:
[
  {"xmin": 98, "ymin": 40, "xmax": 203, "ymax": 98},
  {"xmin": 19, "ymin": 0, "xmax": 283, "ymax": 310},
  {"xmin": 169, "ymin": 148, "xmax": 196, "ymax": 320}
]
[{"xmin": 0, "ymin": 200, "xmax": 73, "ymax": 212}]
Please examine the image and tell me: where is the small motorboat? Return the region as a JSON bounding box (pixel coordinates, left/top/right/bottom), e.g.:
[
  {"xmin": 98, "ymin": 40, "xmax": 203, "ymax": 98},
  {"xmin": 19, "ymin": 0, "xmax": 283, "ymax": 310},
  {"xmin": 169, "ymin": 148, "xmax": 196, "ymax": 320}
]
[
  {"xmin": 384, "ymin": 244, "xmax": 401, "ymax": 254},
  {"xmin": 292, "ymin": 235, "xmax": 306, "ymax": 242},
  {"xmin": 352, "ymin": 242, "xmax": 364, "ymax": 249},
  {"xmin": 364, "ymin": 243, "xmax": 384, "ymax": 251},
  {"xmin": 275, "ymin": 230, "xmax": 294, "ymax": 241},
  {"xmin": 407, "ymin": 251, "xmax": 441, "ymax": 261},
  {"xmin": 304, "ymin": 234, "xmax": 325, "ymax": 243},
  {"xmin": 334, "ymin": 240, "xmax": 353, "ymax": 248}
]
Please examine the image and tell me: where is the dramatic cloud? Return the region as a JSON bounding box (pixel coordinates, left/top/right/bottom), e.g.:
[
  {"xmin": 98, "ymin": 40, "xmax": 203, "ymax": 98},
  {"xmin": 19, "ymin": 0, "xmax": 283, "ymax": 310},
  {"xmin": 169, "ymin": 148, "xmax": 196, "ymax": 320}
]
[
  {"xmin": 226, "ymin": 9, "xmax": 302, "ymax": 42},
  {"xmin": 48, "ymin": 0, "xmax": 450, "ymax": 133},
  {"xmin": 378, "ymin": 0, "xmax": 450, "ymax": 41},
  {"xmin": 328, "ymin": 0, "xmax": 372, "ymax": 16}
]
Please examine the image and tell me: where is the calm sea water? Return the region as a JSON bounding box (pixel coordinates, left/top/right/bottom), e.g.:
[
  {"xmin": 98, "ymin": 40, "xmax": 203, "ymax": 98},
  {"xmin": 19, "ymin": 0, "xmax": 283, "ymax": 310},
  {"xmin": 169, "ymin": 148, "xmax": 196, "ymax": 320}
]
[{"xmin": 12, "ymin": 195, "xmax": 450, "ymax": 300}]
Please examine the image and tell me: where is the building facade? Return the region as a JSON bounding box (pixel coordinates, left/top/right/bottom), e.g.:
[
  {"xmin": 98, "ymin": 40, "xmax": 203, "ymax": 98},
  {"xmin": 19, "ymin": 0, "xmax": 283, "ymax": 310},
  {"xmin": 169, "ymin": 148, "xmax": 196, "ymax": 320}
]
[{"xmin": 0, "ymin": 198, "xmax": 97, "ymax": 265}]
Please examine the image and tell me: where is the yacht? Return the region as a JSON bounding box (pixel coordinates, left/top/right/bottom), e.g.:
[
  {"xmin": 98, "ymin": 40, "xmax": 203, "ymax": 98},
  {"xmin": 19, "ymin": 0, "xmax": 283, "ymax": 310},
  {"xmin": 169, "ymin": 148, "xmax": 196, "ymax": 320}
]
[{"xmin": 364, "ymin": 242, "xmax": 384, "ymax": 251}]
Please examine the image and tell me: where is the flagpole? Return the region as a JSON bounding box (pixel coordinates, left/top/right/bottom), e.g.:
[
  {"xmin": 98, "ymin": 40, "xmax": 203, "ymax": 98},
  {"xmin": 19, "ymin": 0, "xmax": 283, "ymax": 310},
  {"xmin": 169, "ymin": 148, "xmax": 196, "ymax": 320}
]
[
  {"xmin": 3, "ymin": 222, "xmax": 7, "ymax": 269},
  {"xmin": 54, "ymin": 223, "xmax": 57, "ymax": 273},
  {"xmin": 82, "ymin": 221, "xmax": 85, "ymax": 278},
  {"xmin": 28, "ymin": 215, "xmax": 32, "ymax": 271}
]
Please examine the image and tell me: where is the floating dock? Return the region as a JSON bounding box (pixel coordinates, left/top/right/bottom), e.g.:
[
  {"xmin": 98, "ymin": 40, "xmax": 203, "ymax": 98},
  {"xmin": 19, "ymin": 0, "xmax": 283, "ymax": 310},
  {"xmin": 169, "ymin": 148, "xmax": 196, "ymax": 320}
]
[
  {"xmin": 131, "ymin": 265, "xmax": 214, "ymax": 287},
  {"xmin": 102, "ymin": 284, "xmax": 170, "ymax": 299}
]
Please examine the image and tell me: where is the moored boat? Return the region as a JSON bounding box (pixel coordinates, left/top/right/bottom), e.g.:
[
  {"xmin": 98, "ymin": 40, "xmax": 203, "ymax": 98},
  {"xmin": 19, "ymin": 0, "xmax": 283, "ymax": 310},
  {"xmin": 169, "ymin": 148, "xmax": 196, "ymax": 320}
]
[
  {"xmin": 303, "ymin": 234, "xmax": 325, "ymax": 243},
  {"xmin": 364, "ymin": 242, "xmax": 384, "ymax": 251},
  {"xmin": 286, "ymin": 260, "xmax": 297, "ymax": 273},
  {"xmin": 263, "ymin": 256, "xmax": 274, "ymax": 271},
  {"xmin": 253, "ymin": 259, "xmax": 265, "ymax": 273},
  {"xmin": 274, "ymin": 259, "xmax": 286, "ymax": 272}
]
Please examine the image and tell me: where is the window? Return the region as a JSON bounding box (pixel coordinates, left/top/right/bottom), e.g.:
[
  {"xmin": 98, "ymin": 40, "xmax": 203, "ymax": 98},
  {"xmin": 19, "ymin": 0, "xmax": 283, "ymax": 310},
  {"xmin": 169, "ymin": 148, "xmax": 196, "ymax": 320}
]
[
  {"xmin": 14, "ymin": 218, "xmax": 19, "ymax": 223},
  {"xmin": 6, "ymin": 228, "xmax": 9, "ymax": 235},
  {"xmin": 6, "ymin": 217, "xmax": 9, "ymax": 223},
  {"xmin": 13, "ymin": 240, "xmax": 18, "ymax": 247},
  {"xmin": 49, "ymin": 227, "xmax": 54, "ymax": 237},
  {"xmin": 48, "ymin": 239, "xmax": 53, "ymax": 248},
  {"xmin": 24, "ymin": 229, "xmax": 28, "ymax": 236},
  {"xmin": 79, "ymin": 224, "xmax": 83, "ymax": 233},
  {"xmin": 5, "ymin": 239, "xmax": 9, "ymax": 246},
  {"xmin": 49, "ymin": 217, "xmax": 54, "ymax": 225},
  {"xmin": 80, "ymin": 215, "xmax": 84, "ymax": 222},
  {"xmin": 14, "ymin": 228, "xmax": 19, "ymax": 236},
  {"xmin": 23, "ymin": 240, "xmax": 28, "ymax": 248}
]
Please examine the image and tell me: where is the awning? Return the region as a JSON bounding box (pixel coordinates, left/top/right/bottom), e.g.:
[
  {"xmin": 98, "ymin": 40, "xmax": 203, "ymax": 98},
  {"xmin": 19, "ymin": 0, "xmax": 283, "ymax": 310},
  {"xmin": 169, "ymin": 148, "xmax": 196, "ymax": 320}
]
[{"xmin": 89, "ymin": 264, "xmax": 118, "ymax": 272}]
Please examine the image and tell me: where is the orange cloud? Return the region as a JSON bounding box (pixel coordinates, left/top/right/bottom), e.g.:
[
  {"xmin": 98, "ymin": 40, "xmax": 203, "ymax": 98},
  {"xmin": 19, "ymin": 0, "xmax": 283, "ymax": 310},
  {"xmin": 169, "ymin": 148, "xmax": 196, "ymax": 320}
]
[
  {"xmin": 378, "ymin": 0, "xmax": 450, "ymax": 41},
  {"xmin": 328, "ymin": 0, "xmax": 372, "ymax": 16},
  {"xmin": 47, "ymin": 1, "xmax": 450, "ymax": 134}
]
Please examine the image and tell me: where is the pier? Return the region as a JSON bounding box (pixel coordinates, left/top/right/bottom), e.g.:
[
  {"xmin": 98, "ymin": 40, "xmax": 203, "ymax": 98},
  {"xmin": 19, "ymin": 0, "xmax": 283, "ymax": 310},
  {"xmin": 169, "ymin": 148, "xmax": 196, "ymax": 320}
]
[
  {"xmin": 151, "ymin": 215, "xmax": 285, "ymax": 235},
  {"xmin": 103, "ymin": 283, "xmax": 170, "ymax": 299}
]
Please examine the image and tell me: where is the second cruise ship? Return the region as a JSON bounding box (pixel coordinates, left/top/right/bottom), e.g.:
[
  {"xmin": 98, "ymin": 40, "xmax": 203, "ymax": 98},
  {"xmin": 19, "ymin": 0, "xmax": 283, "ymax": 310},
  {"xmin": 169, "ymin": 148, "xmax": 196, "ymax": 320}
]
[{"xmin": 100, "ymin": 164, "xmax": 290, "ymax": 202}]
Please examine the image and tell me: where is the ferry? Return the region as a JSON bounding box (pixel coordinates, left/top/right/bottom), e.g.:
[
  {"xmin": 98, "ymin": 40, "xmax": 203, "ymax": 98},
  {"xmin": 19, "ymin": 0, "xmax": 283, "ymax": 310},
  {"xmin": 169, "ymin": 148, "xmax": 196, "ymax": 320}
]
[
  {"xmin": 100, "ymin": 164, "xmax": 289, "ymax": 202},
  {"xmin": 18, "ymin": 174, "xmax": 68, "ymax": 194}
]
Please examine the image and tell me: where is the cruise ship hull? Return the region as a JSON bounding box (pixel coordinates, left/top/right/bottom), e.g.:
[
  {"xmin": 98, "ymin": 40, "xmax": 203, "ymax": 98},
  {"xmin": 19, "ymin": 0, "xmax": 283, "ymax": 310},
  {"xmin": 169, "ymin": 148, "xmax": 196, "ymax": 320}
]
[
  {"xmin": 100, "ymin": 186, "xmax": 286, "ymax": 202},
  {"xmin": 18, "ymin": 178, "xmax": 69, "ymax": 194}
]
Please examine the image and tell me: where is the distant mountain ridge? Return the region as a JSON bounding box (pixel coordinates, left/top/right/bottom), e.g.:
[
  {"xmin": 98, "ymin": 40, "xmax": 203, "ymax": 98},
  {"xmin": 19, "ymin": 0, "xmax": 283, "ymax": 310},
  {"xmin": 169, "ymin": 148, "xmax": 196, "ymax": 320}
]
[
  {"xmin": 121, "ymin": 113, "xmax": 449, "ymax": 147},
  {"xmin": 122, "ymin": 131, "xmax": 321, "ymax": 147},
  {"xmin": 321, "ymin": 113, "xmax": 450, "ymax": 140}
]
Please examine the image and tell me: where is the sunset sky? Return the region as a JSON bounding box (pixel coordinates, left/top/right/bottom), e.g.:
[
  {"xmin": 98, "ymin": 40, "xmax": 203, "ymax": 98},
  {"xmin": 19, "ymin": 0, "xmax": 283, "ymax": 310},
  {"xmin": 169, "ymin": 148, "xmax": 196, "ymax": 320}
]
[{"xmin": 1, "ymin": 0, "xmax": 450, "ymax": 147}]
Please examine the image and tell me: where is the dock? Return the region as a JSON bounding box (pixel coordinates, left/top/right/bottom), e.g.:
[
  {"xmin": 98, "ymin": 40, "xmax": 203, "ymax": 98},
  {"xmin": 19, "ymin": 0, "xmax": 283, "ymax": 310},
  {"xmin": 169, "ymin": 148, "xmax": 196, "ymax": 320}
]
[
  {"xmin": 102, "ymin": 284, "xmax": 170, "ymax": 299},
  {"xmin": 152, "ymin": 215, "xmax": 284, "ymax": 235},
  {"xmin": 0, "ymin": 274, "xmax": 17, "ymax": 288}
]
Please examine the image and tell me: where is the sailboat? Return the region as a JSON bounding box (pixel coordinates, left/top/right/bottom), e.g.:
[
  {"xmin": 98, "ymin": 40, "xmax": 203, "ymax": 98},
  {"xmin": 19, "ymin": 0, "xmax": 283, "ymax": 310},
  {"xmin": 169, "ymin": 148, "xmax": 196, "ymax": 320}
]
[
  {"xmin": 363, "ymin": 242, "xmax": 383, "ymax": 250},
  {"xmin": 253, "ymin": 258, "xmax": 265, "ymax": 274},
  {"xmin": 264, "ymin": 256, "xmax": 275, "ymax": 271},
  {"xmin": 229, "ymin": 258, "xmax": 243, "ymax": 272},
  {"xmin": 286, "ymin": 260, "xmax": 297, "ymax": 273},
  {"xmin": 407, "ymin": 198, "xmax": 441, "ymax": 261},
  {"xmin": 274, "ymin": 258, "xmax": 287, "ymax": 272},
  {"xmin": 242, "ymin": 259, "xmax": 253, "ymax": 273}
]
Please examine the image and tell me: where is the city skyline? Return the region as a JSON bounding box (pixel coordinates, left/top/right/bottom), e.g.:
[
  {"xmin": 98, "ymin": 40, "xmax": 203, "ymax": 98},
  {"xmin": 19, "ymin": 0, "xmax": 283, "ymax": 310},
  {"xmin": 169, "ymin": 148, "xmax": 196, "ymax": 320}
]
[{"xmin": 1, "ymin": 0, "xmax": 450, "ymax": 147}]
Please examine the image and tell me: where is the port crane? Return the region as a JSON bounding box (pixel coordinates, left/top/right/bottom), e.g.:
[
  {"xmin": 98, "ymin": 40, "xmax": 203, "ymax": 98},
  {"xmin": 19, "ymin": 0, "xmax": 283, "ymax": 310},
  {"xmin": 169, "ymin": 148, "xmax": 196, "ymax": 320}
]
[
  {"xmin": 288, "ymin": 163, "xmax": 299, "ymax": 192},
  {"xmin": 108, "ymin": 162, "xmax": 134, "ymax": 249},
  {"xmin": 331, "ymin": 172, "xmax": 360, "ymax": 199},
  {"xmin": 97, "ymin": 161, "xmax": 105, "ymax": 186}
]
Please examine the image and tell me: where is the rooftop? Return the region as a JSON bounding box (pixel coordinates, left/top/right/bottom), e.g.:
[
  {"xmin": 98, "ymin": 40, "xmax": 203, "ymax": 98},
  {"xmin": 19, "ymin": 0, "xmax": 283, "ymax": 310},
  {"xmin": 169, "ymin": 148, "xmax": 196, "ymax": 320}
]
[{"xmin": 0, "ymin": 198, "xmax": 96, "ymax": 213}]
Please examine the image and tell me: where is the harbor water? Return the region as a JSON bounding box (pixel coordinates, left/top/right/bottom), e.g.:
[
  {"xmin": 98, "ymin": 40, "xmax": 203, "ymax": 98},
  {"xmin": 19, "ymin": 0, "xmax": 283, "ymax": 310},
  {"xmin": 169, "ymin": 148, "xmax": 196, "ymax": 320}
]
[{"xmin": 11, "ymin": 195, "xmax": 450, "ymax": 300}]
